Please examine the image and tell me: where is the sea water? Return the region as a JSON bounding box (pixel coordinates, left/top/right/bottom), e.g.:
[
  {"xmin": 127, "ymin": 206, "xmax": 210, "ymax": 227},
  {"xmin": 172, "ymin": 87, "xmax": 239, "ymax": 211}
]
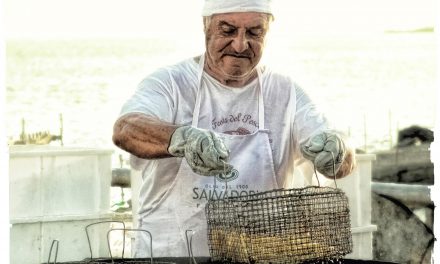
[{"xmin": 5, "ymin": 33, "xmax": 437, "ymax": 158}]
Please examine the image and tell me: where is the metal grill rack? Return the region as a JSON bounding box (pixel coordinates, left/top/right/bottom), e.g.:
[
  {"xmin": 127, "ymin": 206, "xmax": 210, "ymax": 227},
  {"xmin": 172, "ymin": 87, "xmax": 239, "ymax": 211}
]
[
  {"xmin": 46, "ymin": 221, "xmax": 176, "ymax": 264},
  {"xmin": 205, "ymin": 186, "xmax": 353, "ymax": 264}
]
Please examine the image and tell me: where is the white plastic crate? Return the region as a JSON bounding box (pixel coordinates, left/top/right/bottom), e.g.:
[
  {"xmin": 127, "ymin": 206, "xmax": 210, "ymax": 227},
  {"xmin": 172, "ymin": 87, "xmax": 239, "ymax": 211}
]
[
  {"xmin": 338, "ymin": 154, "xmax": 377, "ymax": 260},
  {"xmin": 347, "ymin": 225, "xmax": 377, "ymax": 260},
  {"xmin": 9, "ymin": 146, "xmax": 113, "ymax": 219},
  {"xmin": 10, "ymin": 213, "xmax": 132, "ymax": 264}
]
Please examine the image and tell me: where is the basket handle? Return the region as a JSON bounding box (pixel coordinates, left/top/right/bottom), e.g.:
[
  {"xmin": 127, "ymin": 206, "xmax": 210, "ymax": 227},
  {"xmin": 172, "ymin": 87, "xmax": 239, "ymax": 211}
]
[
  {"xmin": 107, "ymin": 228, "xmax": 154, "ymax": 264},
  {"xmin": 46, "ymin": 239, "xmax": 59, "ymax": 264},
  {"xmin": 85, "ymin": 220, "xmax": 126, "ymax": 260},
  {"xmin": 208, "ymin": 164, "xmax": 230, "ymax": 202},
  {"xmin": 313, "ymin": 151, "xmax": 338, "ymax": 188}
]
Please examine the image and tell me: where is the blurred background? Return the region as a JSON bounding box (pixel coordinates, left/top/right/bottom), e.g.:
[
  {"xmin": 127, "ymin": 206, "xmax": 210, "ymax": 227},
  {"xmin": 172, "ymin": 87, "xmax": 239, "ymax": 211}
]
[{"xmin": 3, "ymin": 0, "xmax": 437, "ymax": 153}]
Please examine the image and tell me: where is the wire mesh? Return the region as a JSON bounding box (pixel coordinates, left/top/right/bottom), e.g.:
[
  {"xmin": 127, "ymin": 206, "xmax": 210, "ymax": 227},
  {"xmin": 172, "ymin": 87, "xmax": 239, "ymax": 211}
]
[{"xmin": 205, "ymin": 186, "xmax": 353, "ymax": 264}]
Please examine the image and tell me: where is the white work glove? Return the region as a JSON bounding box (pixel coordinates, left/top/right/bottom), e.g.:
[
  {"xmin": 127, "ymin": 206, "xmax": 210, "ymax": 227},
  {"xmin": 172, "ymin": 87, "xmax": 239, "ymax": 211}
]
[
  {"xmin": 300, "ymin": 131, "xmax": 346, "ymax": 177},
  {"xmin": 168, "ymin": 126, "xmax": 233, "ymax": 176}
]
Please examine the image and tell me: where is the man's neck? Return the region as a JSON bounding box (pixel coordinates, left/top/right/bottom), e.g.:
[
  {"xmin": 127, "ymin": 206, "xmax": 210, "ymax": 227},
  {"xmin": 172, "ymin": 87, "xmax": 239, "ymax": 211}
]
[
  {"xmin": 205, "ymin": 66, "xmax": 258, "ymax": 88},
  {"xmin": 194, "ymin": 56, "xmax": 258, "ymax": 88}
]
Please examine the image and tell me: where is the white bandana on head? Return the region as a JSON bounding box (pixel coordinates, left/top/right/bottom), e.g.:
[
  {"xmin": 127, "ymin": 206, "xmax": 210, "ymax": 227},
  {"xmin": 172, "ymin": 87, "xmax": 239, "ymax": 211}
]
[{"xmin": 201, "ymin": 0, "xmax": 273, "ymax": 17}]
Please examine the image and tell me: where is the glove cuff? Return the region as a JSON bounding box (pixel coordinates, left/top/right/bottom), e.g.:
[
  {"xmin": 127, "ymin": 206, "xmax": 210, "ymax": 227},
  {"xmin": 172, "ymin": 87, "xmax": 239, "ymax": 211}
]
[{"xmin": 167, "ymin": 125, "xmax": 191, "ymax": 157}]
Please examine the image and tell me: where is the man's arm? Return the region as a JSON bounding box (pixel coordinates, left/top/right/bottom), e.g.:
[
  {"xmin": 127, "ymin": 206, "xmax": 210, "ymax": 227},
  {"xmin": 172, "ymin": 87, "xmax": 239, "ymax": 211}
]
[
  {"xmin": 112, "ymin": 113, "xmax": 179, "ymax": 159},
  {"xmin": 113, "ymin": 112, "xmax": 233, "ymax": 175},
  {"xmin": 293, "ymin": 84, "xmax": 355, "ymax": 179}
]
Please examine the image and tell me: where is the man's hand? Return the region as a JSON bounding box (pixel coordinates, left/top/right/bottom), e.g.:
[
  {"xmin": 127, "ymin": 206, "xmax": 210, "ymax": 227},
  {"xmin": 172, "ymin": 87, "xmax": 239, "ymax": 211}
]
[
  {"xmin": 168, "ymin": 126, "xmax": 233, "ymax": 176},
  {"xmin": 300, "ymin": 131, "xmax": 346, "ymax": 177}
]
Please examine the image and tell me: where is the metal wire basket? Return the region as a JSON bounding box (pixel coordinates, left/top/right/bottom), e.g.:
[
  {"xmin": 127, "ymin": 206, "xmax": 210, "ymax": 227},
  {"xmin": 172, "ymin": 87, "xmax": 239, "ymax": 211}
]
[{"xmin": 205, "ymin": 185, "xmax": 353, "ymax": 264}]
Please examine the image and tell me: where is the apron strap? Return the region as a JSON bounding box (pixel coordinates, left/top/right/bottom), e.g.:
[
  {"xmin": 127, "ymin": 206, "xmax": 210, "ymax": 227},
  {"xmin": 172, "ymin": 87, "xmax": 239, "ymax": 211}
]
[
  {"xmin": 191, "ymin": 55, "xmax": 205, "ymax": 127},
  {"xmin": 256, "ymin": 67, "xmax": 265, "ymax": 129}
]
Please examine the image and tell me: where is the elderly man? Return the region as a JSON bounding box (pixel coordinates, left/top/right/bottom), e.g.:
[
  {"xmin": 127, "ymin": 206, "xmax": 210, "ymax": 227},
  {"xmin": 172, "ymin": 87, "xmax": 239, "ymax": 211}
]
[{"xmin": 113, "ymin": 0, "xmax": 355, "ymax": 257}]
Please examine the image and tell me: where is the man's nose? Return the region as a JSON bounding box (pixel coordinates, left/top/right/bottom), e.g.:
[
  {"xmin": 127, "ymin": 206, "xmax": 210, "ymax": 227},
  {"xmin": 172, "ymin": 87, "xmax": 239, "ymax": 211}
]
[{"xmin": 231, "ymin": 32, "xmax": 249, "ymax": 53}]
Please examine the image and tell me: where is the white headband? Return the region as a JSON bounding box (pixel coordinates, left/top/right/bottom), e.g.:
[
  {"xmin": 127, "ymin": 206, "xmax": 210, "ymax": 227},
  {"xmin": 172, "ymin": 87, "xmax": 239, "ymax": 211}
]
[{"xmin": 201, "ymin": 0, "xmax": 273, "ymax": 17}]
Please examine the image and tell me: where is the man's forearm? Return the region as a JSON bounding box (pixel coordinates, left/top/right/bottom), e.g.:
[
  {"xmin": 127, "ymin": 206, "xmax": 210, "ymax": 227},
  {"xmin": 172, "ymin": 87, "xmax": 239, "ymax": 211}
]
[
  {"xmin": 112, "ymin": 113, "xmax": 179, "ymax": 159},
  {"xmin": 334, "ymin": 148, "xmax": 356, "ymax": 179}
]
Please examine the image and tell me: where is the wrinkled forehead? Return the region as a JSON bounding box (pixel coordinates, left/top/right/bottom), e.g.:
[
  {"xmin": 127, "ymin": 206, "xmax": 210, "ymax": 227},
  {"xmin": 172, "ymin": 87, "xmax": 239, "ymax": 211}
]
[{"xmin": 205, "ymin": 12, "xmax": 272, "ymax": 28}]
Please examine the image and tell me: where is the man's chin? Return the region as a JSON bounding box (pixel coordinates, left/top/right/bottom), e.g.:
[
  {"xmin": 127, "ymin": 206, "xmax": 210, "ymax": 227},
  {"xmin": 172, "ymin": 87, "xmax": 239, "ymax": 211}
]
[
  {"xmin": 223, "ymin": 56, "xmax": 251, "ymax": 66},
  {"xmin": 222, "ymin": 65, "xmax": 254, "ymax": 78},
  {"xmin": 222, "ymin": 70, "xmax": 252, "ymax": 79}
]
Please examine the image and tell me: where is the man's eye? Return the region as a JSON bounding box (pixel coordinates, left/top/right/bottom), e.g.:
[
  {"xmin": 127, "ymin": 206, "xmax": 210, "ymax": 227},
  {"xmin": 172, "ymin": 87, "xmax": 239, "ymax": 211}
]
[
  {"xmin": 221, "ymin": 26, "xmax": 236, "ymax": 34},
  {"xmin": 248, "ymin": 28, "xmax": 264, "ymax": 37}
]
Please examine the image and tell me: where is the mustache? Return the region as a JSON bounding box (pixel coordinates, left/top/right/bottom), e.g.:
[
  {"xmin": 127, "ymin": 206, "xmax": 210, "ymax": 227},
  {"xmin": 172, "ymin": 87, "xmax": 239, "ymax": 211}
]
[{"xmin": 223, "ymin": 50, "xmax": 253, "ymax": 58}]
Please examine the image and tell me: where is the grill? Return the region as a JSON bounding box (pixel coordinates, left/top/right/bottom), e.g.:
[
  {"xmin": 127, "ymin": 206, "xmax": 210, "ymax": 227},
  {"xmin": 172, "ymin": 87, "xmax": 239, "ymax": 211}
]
[
  {"xmin": 205, "ymin": 186, "xmax": 353, "ymax": 264},
  {"xmin": 46, "ymin": 221, "xmax": 176, "ymax": 264}
]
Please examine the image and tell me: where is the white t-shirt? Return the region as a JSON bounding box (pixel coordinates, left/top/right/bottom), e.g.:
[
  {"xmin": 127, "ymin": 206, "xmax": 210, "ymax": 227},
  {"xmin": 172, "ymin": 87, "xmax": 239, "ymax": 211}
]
[{"xmin": 120, "ymin": 57, "xmax": 329, "ymax": 217}]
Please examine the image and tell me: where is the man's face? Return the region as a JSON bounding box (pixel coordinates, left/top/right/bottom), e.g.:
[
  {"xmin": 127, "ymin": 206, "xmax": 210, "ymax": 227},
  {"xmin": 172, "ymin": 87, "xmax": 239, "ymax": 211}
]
[{"xmin": 204, "ymin": 12, "xmax": 271, "ymax": 82}]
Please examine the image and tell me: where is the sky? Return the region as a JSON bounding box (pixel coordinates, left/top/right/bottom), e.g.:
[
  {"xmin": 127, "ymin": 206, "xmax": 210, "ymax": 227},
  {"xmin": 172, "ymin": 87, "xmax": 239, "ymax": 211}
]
[{"xmin": 2, "ymin": 0, "xmax": 437, "ymax": 38}]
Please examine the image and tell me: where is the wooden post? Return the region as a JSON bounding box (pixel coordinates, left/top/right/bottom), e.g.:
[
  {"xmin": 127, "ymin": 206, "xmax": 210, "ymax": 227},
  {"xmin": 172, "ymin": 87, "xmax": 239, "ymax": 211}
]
[
  {"xmin": 59, "ymin": 113, "xmax": 64, "ymax": 146},
  {"xmin": 388, "ymin": 110, "xmax": 393, "ymax": 149},
  {"xmin": 20, "ymin": 118, "xmax": 26, "ymax": 142},
  {"xmin": 363, "ymin": 114, "xmax": 367, "ymax": 152}
]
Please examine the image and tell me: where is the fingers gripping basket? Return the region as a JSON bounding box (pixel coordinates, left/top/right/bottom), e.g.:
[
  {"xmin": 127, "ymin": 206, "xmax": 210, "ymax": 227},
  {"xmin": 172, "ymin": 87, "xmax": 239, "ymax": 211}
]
[{"xmin": 205, "ymin": 186, "xmax": 353, "ymax": 264}]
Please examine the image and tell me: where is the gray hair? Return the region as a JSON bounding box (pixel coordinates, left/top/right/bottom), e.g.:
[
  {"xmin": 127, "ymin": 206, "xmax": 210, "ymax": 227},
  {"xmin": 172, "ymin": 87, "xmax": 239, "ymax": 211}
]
[{"xmin": 203, "ymin": 16, "xmax": 213, "ymax": 34}]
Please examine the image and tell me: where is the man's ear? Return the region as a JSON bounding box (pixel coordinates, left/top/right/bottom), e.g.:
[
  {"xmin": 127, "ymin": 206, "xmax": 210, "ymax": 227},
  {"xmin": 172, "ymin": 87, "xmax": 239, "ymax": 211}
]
[{"xmin": 203, "ymin": 16, "xmax": 212, "ymax": 34}]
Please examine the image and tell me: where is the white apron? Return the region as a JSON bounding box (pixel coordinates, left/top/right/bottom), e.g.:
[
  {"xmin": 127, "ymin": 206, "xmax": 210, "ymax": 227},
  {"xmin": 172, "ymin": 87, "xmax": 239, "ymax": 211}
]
[{"xmin": 134, "ymin": 55, "xmax": 278, "ymax": 257}]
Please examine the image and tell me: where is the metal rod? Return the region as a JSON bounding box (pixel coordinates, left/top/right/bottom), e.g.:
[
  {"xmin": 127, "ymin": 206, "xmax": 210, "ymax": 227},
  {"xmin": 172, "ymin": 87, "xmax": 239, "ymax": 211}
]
[
  {"xmin": 47, "ymin": 239, "xmax": 59, "ymax": 264},
  {"xmin": 331, "ymin": 151, "xmax": 338, "ymax": 189},
  {"xmin": 185, "ymin": 230, "xmax": 197, "ymax": 264},
  {"xmin": 107, "ymin": 228, "xmax": 154, "ymax": 264},
  {"xmin": 313, "ymin": 166, "xmax": 321, "ymax": 187},
  {"xmin": 224, "ymin": 163, "xmax": 228, "ymax": 196},
  {"xmin": 85, "ymin": 221, "xmax": 126, "ymax": 260},
  {"xmin": 313, "ymin": 150, "xmax": 337, "ymax": 188}
]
